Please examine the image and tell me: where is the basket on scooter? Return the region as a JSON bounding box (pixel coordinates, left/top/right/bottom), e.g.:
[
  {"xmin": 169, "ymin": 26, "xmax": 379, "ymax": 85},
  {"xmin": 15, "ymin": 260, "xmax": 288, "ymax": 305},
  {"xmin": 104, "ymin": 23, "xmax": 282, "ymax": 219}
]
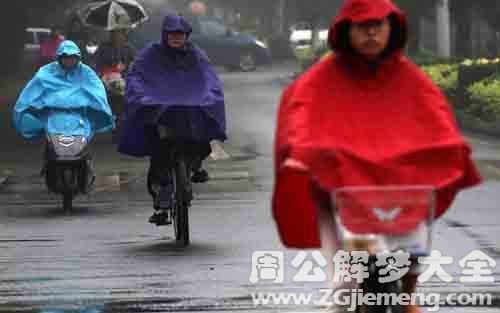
[{"xmin": 331, "ymin": 186, "xmax": 436, "ymax": 257}]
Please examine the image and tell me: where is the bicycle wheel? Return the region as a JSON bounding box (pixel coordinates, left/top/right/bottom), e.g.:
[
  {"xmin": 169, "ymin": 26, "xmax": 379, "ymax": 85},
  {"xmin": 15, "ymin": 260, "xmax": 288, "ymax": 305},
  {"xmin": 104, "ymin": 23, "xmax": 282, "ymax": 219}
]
[
  {"xmin": 173, "ymin": 157, "xmax": 190, "ymax": 246},
  {"xmin": 356, "ymin": 257, "xmax": 390, "ymax": 313},
  {"xmin": 386, "ymin": 279, "xmax": 405, "ymax": 313}
]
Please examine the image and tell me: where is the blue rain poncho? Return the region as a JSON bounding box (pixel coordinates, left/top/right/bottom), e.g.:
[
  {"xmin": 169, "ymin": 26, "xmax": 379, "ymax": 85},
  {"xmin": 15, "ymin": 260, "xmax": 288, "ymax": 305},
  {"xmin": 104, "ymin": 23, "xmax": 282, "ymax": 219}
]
[{"xmin": 13, "ymin": 40, "xmax": 114, "ymax": 139}]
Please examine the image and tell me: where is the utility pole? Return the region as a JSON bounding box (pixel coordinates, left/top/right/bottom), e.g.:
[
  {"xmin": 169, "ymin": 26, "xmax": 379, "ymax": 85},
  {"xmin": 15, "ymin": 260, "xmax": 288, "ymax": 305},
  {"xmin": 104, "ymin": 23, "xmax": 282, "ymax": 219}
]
[
  {"xmin": 436, "ymin": 0, "xmax": 451, "ymax": 57},
  {"xmin": 277, "ymin": 0, "xmax": 286, "ymax": 35}
]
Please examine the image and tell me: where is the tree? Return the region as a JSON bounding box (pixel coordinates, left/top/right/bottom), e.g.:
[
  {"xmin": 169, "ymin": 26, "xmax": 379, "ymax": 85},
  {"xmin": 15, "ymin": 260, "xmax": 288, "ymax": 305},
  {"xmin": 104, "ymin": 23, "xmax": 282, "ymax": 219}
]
[
  {"xmin": 394, "ymin": 0, "xmax": 500, "ymax": 58},
  {"xmin": 0, "ymin": 2, "xmax": 28, "ymax": 79},
  {"xmin": 0, "ymin": 0, "xmax": 86, "ymax": 81},
  {"xmin": 392, "ymin": 0, "xmax": 434, "ymax": 54},
  {"xmin": 211, "ymin": 0, "xmax": 277, "ymax": 37}
]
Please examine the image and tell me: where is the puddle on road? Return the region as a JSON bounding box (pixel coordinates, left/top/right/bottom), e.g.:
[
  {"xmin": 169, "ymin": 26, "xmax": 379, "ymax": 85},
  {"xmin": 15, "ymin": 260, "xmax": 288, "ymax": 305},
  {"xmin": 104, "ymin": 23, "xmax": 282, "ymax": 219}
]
[
  {"xmin": 37, "ymin": 308, "xmax": 103, "ymax": 313},
  {"xmin": 0, "ymin": 307, "xmax": 104, "ymax": 313},
  {"xmin": 0, "ymin": 298, "xmax": 277, "ymax": 313},
  {"xmin": 445, "ymin": 219, "xmax": 500, "ymax": 257}
]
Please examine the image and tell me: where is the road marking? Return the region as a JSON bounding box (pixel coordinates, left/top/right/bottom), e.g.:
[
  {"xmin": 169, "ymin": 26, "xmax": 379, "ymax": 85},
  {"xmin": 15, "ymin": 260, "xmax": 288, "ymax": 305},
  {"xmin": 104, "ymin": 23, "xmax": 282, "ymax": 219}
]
[
  {"xmin": 210, "ymin": 171, "xmax": 250, "ymax": 180},
  {"xmin": 92, "ymin": 172, "xmax": 142, "ymax": 193}
]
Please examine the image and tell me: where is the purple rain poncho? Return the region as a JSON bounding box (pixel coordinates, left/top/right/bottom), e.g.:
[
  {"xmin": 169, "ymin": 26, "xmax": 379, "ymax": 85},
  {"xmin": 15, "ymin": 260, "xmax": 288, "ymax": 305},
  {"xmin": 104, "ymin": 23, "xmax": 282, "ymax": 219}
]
[{"xmin": 118, "ymin": 14, "xmax": 227, "ymax": 157}]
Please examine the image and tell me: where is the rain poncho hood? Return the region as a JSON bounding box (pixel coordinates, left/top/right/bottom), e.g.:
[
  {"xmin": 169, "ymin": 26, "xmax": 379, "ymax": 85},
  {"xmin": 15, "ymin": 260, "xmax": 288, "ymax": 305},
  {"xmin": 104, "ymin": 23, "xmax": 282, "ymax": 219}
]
[
  {"xmin": 118, "ymin": 14, "xmax": 226, "ymax": 157},
  {"xmin": 56, "ymin": 40, "xmax": 82, "ymax": 58},
  {"xmin": 160, "ymin": 12, "xmax": 193, "ymax": 42},
  {"xmin": 328, "ymin": 0, "xmax": 408, "ymax": 60},
  {"xmin": 13, "ymin": 40, "xmax": 114, "ymax": 139},
  {"xmin": 272, "ymin": 0, "xmax": 482, "ymax": 248}
]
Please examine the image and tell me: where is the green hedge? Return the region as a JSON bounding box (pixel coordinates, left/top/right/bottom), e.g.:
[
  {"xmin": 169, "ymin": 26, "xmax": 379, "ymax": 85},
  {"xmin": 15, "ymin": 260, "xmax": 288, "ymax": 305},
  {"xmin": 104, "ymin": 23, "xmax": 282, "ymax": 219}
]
[
  {"xmin": 466, "ymin": 76, "xmax": 500, "ymax": 121},
  {"xmin": 422, "ymin": 58, "xmax": 500, "ymax": 122},
  {"xmin": 421, "ymin": 64, "xmax": 459, "ymax": 92},
  {"xmin": 409, "ymin": 49, "xmax": 458, "ymax": 66},
  {"xmin": 293, "ymin": 48, "xmax": 500, "ymax": 122},
  {"xmin": 294, "ymin": 47, "xmax": 316, "ymax": 71},
  {"xmin": 293, "ymin": 45, "xmax": 330, "ymax": 71}
]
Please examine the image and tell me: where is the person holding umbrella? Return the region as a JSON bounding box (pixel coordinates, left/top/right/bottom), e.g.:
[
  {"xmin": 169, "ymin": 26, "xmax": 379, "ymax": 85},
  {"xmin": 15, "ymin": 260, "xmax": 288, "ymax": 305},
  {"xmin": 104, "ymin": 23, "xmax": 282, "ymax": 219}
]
[
  {"xmin": 95, "ymin": 27, "xmax": 136, "ymax": 143},
  {"xmin": 80, "ymin": 0, "xmax": 147, "ymax": 142},
  {"xmin": 79, "ymin": 0, "xmax": 146, "ymax": 72},
  {"xmin": 95, "ymin": 28, "xmax": 136, "ymax": 76}
]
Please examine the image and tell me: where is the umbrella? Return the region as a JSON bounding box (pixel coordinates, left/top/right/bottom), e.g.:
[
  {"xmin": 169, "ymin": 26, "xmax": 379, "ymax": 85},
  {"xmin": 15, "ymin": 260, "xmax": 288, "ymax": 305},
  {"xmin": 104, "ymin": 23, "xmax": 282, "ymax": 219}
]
[{"xmin": 81, "ymin": 0, "xmax": 148, "ymax": 30}]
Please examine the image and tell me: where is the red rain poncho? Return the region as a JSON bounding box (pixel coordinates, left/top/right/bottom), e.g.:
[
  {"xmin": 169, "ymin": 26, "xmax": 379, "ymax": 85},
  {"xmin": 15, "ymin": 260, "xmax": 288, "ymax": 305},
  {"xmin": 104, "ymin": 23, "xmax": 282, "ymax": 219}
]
[{"xmin": 272, "ymin": 0, "xmax": 482, "ymax": 248}]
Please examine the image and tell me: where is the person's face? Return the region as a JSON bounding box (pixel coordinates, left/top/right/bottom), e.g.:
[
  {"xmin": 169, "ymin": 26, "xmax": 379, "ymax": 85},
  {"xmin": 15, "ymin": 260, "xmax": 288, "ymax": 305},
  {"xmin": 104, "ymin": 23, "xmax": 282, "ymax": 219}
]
[
  {"xmin": 349, "ymin": 18, "xmax": 391, "ymax": 60},
  {"xmin": 111, "ymin": 30, "xmax": 127, "ymax": 45},
  {"xmin": 167, "ymin": 31, "xmax": 187, "ymax": 49},
  {"xmin": 60, "ymin": 56, "xmax": 79, "ymax": 70}
]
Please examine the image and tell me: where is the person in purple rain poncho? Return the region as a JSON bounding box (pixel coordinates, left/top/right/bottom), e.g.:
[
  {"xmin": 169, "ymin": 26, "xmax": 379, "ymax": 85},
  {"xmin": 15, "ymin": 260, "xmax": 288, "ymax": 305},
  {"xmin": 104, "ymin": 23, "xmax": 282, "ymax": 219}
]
[{"xmin": 119, "ymin": 13, "xmax": 227, "ymax": 224}]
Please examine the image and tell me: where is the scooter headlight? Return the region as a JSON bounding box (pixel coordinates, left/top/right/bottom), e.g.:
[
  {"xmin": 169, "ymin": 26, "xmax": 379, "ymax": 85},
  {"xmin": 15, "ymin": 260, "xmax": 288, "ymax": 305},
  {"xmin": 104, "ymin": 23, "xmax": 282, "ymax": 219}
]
[
  {"xmin": 48, "ymin": 135, "xmax": 88, "ymax": 158},
  {"xmin": 58, "ymin": 135, "xmax": 76, "ymax": 147}
]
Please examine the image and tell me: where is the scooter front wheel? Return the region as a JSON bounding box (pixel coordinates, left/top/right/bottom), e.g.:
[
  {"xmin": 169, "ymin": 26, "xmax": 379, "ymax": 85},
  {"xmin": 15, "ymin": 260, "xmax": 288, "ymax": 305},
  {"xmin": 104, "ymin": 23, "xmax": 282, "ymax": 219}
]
[
  {"xmin": 63, "ymin": 193, "xmax": 73, "ymax": 212},
  {"xmin": 173, "ymin": 158, "xmax": 190, "ymax": 246},
  {"xmin": 62, "ymin": 168, "xmax": 75, "ymax": 212},
  {"xmin": 356, "ymin": 259, "xmax": 406, "ymax": 313}
]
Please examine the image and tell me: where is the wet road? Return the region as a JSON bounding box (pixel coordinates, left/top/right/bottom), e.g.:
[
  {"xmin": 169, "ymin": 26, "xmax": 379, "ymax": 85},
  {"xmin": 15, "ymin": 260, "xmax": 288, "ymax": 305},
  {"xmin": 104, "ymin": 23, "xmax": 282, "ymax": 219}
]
[{"xmin": 1, "ymin": 64, "xmax": 500, "ymax": 312}]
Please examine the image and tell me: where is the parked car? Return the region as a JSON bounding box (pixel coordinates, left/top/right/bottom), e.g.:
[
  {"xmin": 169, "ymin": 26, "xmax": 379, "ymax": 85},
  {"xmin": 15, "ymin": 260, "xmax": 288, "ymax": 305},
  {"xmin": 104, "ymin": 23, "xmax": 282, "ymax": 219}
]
[
  {"xmin": 289, "ymin": 22, "xmax": 329, "ymax": 50},
  {"xmin": 24, "ymin": 27, "xmax": 51, "ymax": 70},
  {"xmin": 130, "ymin": 16, "xmax": 271, "ymax": 72}
]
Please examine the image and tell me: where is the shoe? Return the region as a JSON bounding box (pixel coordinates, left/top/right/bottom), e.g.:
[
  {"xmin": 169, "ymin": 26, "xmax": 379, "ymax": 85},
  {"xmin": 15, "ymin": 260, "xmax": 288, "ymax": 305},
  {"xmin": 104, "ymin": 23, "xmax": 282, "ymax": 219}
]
[
  {"xmin": 40, "ymin": 163, "xmax": 47, "ymax": 177},
  {"xmin": 148, "ymin": 211, "xmax": 171, "ymax": 226},
  {"xmin": 191, "ymin": 168, "xmax": 209, "ymax": 183}
]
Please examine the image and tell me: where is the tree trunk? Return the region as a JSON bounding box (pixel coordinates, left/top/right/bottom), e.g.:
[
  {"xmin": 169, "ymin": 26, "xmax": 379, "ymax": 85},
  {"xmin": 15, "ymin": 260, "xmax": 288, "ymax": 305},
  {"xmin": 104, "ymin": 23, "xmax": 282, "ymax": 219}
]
[
  {"xmin": 0, "ymin": 3, "xmax": 28, "ymax": 79},
  {"xmin": 436, "ymin": 0, "xmax": 451, "ymax": 57},
  {"xmin": 452, "ymin": 1, "xmax": 472, "ymax": 58},
  {"xmin": 406, "ymin": 14, "xmax": 421, "ymax": 54},
  {"xmin": 276, "ymin": 0, "xmax": 286, "ymax": 35}
]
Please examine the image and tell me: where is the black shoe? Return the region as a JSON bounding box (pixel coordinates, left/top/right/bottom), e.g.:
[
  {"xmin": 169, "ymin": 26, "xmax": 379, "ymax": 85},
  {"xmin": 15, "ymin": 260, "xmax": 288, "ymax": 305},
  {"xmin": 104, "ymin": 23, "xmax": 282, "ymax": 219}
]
[
  {"xmin": 191, "ymin": 169, "xmax": 209, "ymax": 183},
  {"xmin": 40, "ymin": 163, "xmax": 47, "ymax": 177},
  {"xmin": 149, "ymin": 211, "xmax": 171, "ymax": 226}
]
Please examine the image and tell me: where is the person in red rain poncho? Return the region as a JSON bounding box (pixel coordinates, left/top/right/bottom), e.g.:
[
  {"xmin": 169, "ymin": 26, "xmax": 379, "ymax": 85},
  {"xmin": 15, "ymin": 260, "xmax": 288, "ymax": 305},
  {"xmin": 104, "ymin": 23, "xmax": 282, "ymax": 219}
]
[{"xmin": 273, "ymin": 0, "xmax": 482, "ymax": 310}]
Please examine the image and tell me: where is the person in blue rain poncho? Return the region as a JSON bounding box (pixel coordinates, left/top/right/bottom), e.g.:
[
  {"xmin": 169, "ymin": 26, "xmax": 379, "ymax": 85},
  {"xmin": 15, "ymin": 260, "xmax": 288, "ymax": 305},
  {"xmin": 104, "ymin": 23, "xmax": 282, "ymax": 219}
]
[{"xmin": 13, "ymin": 40, "xmax": 114, "ymax": 175}]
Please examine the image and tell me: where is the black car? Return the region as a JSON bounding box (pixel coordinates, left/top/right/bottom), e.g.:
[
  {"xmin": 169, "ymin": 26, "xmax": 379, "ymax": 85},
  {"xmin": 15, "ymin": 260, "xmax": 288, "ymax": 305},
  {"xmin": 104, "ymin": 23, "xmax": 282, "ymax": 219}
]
[{"xmin": 130, "ymin": 16, "xmax": 272, "ymax": 72}]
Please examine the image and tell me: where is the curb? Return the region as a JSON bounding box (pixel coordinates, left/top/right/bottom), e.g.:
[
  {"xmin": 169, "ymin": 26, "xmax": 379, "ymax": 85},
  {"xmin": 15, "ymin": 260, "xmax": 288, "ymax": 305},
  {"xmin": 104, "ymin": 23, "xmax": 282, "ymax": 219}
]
[
  {"xmin": 455, "ymin": 110, "xmax": 500, "ymax": 138},
  {"xmin": 277, "ymin": 74, "xmax": 298, "ymax": 86}
]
